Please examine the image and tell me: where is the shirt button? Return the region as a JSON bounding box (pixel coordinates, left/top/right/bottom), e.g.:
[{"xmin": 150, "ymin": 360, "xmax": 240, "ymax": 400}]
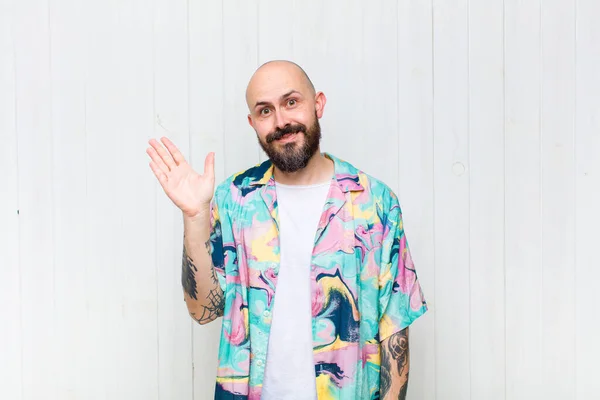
[
  {"xmin": 263, "ymin": 310, "xmax": 271, "ymax": 318},
  {"xmin": 256, "ymin": 360, "xmax": 263, "ymax": 367}
]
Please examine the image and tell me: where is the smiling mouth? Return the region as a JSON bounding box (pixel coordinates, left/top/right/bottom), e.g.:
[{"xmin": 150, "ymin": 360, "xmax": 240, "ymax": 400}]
[
  {"xmin": 277, "ymin": 132, "xmax": 296, "ymax": 140},
  {"xmin": 274, "ymin": 131, "xmax": 303, "ymax": 143}
]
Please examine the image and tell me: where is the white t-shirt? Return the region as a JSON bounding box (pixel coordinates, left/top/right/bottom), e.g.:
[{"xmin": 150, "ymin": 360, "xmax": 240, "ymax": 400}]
[{"xmin": 261, "ymin": 180, "xmax": 331, "ymax": 400}]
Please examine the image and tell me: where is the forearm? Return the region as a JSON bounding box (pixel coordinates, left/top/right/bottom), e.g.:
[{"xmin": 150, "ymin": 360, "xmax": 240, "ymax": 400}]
[
  {"xmin": 181, "ymin": 206, "xmax": 224, "ymax": 324},
  {"xmin": 380, "ymin": 328, "xmax": 410, "ymax": 400}
]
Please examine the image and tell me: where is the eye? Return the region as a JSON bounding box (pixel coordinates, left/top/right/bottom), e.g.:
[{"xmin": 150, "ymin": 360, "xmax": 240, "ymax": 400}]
[
  {"xmin": 260, "ymin": 108, "xmax": 271, "ymax": 116},
  {"xmin": 287, "ymin": 99, "xmax": 297, "ymax": 107}
]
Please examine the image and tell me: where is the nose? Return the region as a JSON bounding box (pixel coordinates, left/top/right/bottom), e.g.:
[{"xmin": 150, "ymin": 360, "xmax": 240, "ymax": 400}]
[{"xmin": 274, "ymin": 109, "xmax": 289, "ymax": 131}]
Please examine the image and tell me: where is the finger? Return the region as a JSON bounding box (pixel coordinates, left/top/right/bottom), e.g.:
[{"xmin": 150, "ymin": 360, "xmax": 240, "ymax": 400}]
[
  {"xmin": 149, "ymin": 161, "xmax": 168, "ymax": 188},
  {"xmin": 204, "ymin": 152, "xmax": 215, "ymax": 178},
  {"xmin": 146, "ymin": 146, "xmax": 170, "ymax": 175},
  {"xmin": 160, "ymin": 137, "xmax": 186, "ymax": 166},
  {"xmin": 149, "ymin": 138, "xmax": 176, "ymax": 170}
]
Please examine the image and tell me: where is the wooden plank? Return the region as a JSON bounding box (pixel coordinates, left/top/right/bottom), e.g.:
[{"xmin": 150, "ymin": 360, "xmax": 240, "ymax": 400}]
[
  {"xmin": 188, "ymin": 1, "xmax": 226, "ymax": 399},
  {"xmin": 361, "ymin": 0, "xmax": 398, "ymax": 193},
  {"xmin": 0, "ymin": 0, "xmax": 22, "ymax": 398},
  {"xmin": 504, "ymin": 0, "xmax": 543, "ymax": 398},
  {"xmin": 575, "ymin": 0, "xmax": 600, "ymax": 397},
  {"xmin": 188, "ymin": 0, "xmax": 225, "ymax": 183},
  {"xmin": 153, "ymin": 0, "xmax": 194, "ymax": 398},
  {"xmin": 13, "ymin": 0, "xmax": 56, "ymax": 398},
  {"xmin": 289, "ymin": 0, "xmax": 328, "ymax": 170},
  {"xmin": 222, "ymin": 0, "xmax": 259, "ymax": 175},
  {"xmin": 396, "ymin": 1, "xmax": 435, "ymax": 398},
  {"xmin": 82, "ymin": 1, "xmax": 120, "ymax": 396},
  {"xmin": 468, "ymin": 1, "xmax": 506, "ymax": 398},
  {"xmin": 432, "ymin": 0, "xmax": 471, "ymax": 397},
  {"xmin": 540, "ymin": 0, "xmax": 577, "ymax": 398},
  {"xmin": 256, "ymin": 1, "xmax": 294, "ymax": 63},
  {"xmin": 48, "ymin": 0, "xmax": 89, "ymax": 397},
  {"xmin": 256, "ymin": 0, "xmax": 294, "ymax": 164},
  {"xmin": 83, "ymin": 0, "xmax": 157, "ymax": 398},
  {"xmin": 320, "ymin": 0, "xmax": 364, "ymax": 165},
  {"xmin": 109, "ymin": 1, "xmax": 158, "ymax": 398},
  {"xmin": 291, "ymin": 0, "xmax": 327, "ymax": 90}
]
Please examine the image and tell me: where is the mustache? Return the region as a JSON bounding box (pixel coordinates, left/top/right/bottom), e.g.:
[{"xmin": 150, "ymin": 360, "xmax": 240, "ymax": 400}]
[{"xmin": 266, "ymin": 124, "xmax": 306, "ymax": 143}]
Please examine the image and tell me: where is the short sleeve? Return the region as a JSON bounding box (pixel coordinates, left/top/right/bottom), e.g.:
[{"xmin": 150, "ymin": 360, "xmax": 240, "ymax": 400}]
[
  {"xmin": 378, "ymin": 199, "xmax": 428, "ymax": 342},
  {"xmin": 208, "ymin": 195, "xmax": 227, "ymax": 294}
]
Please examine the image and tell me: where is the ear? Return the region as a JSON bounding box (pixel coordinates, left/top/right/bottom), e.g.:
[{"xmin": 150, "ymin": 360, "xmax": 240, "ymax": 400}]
[
  {"xmin": 314, "ymin": 91, "xmax": 327, "ymax": 119},
  {"xmin": 247, "ymin": 114, "xmax": 254, "ymax": 128}
]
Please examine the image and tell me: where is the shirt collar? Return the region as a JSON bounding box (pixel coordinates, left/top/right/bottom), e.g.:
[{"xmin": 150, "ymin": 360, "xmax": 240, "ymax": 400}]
[{"xmin": 247, "ymin": 152, "xmax": 364, "ymax": 193}]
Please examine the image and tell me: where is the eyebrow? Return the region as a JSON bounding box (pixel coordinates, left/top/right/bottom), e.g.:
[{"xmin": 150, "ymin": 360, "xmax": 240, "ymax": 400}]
[{"xmin": 254, "ymin": 90, "xmax": 302, "ymax": 109}]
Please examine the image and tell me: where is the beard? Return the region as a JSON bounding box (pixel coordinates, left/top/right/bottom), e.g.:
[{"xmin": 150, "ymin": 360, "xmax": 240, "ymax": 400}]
[{"xmin": 257, "ymin": 114, "xmax": 322, "ymax": 173}]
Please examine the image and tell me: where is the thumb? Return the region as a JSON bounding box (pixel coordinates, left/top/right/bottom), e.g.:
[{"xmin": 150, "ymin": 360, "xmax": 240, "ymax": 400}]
[{"xmin": 204, "ymin": 152, "xmax": 215, "ymax": 179}]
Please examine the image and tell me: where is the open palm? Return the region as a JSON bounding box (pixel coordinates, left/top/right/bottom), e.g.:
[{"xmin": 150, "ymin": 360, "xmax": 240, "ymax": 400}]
[{"xmin": 147, "ymin": 137, "xmax": 215, "ymax": 218}]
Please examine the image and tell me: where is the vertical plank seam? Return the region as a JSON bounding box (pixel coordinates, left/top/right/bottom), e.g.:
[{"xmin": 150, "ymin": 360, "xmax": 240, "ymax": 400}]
[
  {"xmin": 572, "ymin": 0, "xmax": 578, "ymax": 397},
  {"xmin": 152, "ymin": 0, "xmax": 160, "ymax": 396},
  {"xmin": 466, "ymin": 0, "xmax": 472, "ymax": 397},
  {"xmin": 187, "ymin": 0, "xmax": 195, "ymax": 398},
  {"xmin": 256, "ymin": 0, "xmax": 261, "ymax": 163},
  {"xmin": 214, "ymin": 0, "xmax": 229, "ymax": 397},
  {"xmin": 83, "ymin": 1, "xmax": 90, "ymax": 393},
  {"xmin": 13, "ymin": 5, "xmax": 24, "ymax": 397},
  {"xmin": 83, "ymin": 30, "xmax": 90, "ymax": 400},
  {"xmin": 291, "ymin": 0, "xmax": 295, "ymax": 58},
  {"xmin": 430, "ymin": 0, "xmax": 437, "ymax": 398},
  {"xmin": 219, "ymin": 0, "xmax": 226, "ymax": 188},
  {"xmin": 396, "ymin": 0, "xmax": 400, "ymax": 222},
  {"xmin": 502, "ymin": 0, "xmax": 507, "ymax": 398},
  {"xmin": 47, "ymin": 2, "xmax": 58, "ymax": 393},
  {"xmin": 539, "ymin": 1, "xmax": 544, "ymax": 390},
  {"xmin": 361, "ymin": 0, "xmax": 365, "ymax": 158}
]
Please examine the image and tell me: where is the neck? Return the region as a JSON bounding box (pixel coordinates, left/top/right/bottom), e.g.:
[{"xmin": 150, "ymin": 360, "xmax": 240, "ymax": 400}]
[{"xmin": 273, "ymin": 151, "xmax": 334, "ymax": 186}]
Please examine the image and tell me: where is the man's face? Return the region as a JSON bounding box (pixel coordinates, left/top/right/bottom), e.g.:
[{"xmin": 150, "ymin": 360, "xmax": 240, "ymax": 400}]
[
  {"xmin": 256, "ymin": 107, "xmax": 322, "ymax": 173},
  {"xmin": 246, "ymin": 64, "xmax": 325, "ymax": 172}
]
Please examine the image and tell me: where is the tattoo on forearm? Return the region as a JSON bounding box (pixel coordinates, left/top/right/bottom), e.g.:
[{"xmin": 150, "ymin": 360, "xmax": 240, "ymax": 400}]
[
  {"xmin": 390, "ymin": 328, "xmax": 409, "ymax": 380},
  {"xmin": 380, "ymin": 344, "xmax": 392, "ymax": 396},
  {"xmin": 182, "ymin": 246, "xmax": 198, "ymax": 300},
  {"xmin": 399, "ymin": 380, "xmax": 408, "ymax": 399},
  {"xmin": 182, "ymin": 242, "xmax": 224, "ymax": 323},
  {"xmin": 205, "ymin": 239, "xmax": 219, "ymax": 286},
  {"xmin": 190, "ymin": 288, "xmax": 224, "ymax": 323},
  {"xmin": 380, "ymin": 328, "xmax": 410, "ymax": 399}
]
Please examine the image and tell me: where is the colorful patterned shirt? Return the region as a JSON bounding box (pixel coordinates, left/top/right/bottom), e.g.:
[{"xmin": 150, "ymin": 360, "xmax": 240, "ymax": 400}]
[{"xmin": 208, "ymin": 152, "xmax": 428, "ymax": 399}]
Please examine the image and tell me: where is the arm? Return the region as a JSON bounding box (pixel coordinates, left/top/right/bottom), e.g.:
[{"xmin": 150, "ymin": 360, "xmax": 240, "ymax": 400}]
[
  {"xmin": 380, "ymin": 327, "xmax": 410, "ymax": 400},
  {"xmin": 181, "ymin": 207, "xmax": 224, "ymax": 325},
  {"xmin": 146, "ymin": 137, "xmax": 224, "ymax": 325}
]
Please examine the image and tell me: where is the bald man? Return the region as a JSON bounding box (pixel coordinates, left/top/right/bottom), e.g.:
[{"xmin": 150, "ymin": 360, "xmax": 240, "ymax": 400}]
[{"xmin": 147, "ymin": 60, "xmax": 428, "ymax": 400}]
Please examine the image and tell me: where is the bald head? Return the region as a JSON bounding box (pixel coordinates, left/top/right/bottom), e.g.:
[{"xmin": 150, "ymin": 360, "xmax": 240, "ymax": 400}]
[{"xmin": 245, "ymin": 60, "xmax": 316, "ymax": 110}]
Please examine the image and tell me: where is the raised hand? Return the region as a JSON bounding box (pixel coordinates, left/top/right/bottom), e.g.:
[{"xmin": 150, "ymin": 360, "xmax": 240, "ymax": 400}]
[{"xmin": 147, "ymin": 137, "xmax": 215, "ymax": 218}]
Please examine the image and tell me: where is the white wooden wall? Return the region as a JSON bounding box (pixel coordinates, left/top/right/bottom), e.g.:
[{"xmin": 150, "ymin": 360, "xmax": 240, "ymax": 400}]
[{"xmin": 1, "ymin": 0, "xmax": 598, "ymax": 399}]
